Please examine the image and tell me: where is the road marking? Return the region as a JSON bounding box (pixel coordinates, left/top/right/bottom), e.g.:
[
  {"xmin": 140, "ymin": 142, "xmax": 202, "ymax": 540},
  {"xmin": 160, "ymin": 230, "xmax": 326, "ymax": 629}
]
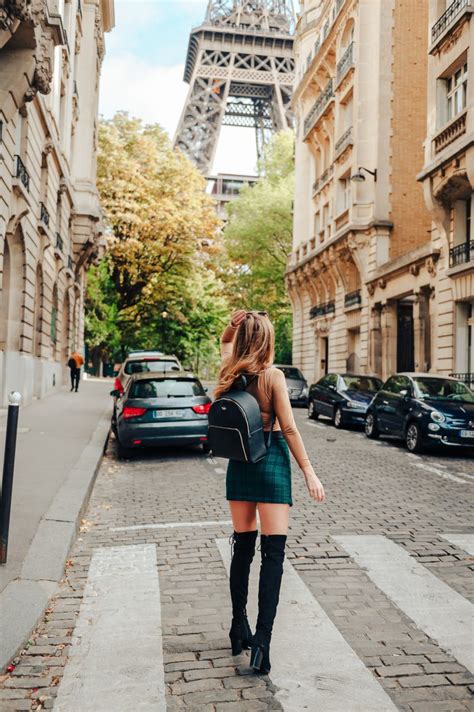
[
  {"xmin": 334, "ymin": 535, "xmax": 474, "ymax": 674},
  {"xmin": 110, "ymin": 519, "xmax": 233, "ymax": 532},
  {"xmin": 54, "ymin": 544, "xmax": 166, "ymax": 712},
  {"xmin": 214, "ymin": 467, "xmax": 226, "ymax": 474},
  {"xmin": 216, "ymin": 539, "xmax": 397, "ymax": 712},
  {"xmin": 414, "ymin": 462, "xmax": 471, "ymax": 484},
  {"xmin": 441, "ymin": 534, "xmax": 474, "ymax": 556},
  {"xmin": 306, "ymin": 421, "xmax": 325, "ymax": 429}
]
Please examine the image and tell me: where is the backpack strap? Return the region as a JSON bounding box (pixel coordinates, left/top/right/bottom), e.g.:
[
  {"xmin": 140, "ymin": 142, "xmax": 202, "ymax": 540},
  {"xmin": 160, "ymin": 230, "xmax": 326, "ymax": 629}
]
[{"xmin": 244, "ymin": 373, "xmax": 275, "ymax": 448}]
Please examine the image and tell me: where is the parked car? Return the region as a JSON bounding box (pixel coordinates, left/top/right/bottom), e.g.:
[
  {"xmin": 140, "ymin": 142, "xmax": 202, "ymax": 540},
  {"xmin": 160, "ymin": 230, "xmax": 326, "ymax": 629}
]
[
  {"xmin": 308, "ymin": 373, "xmax": 383, "ymax": 428},
  {"xmin": 365, "ymin": 373, "xmax": 474, "ymax": 452},
  {"xmin": 112, "ymin": 371, "xmax": 211, "ymax": 459},
  {"xmin": 113, "ymin": 353, "xmax": 182, "ymax": 398},
  {"xmin": 275, "ymin": 365, "xmax": 308, "ymax": 406}
]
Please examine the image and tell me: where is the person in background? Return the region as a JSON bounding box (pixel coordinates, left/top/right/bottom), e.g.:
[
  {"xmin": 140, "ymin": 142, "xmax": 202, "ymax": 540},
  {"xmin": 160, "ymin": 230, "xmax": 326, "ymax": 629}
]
[{"xmin": 67, "ymin": 351, "xmax": 84, "ymax": 392}]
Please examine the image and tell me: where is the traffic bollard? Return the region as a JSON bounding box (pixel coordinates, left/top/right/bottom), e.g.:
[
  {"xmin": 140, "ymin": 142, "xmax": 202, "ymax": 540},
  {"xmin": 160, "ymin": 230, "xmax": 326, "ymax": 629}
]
[{"xmin": 0, "ymin": 391, "xmax": 21, "ymax": 565}]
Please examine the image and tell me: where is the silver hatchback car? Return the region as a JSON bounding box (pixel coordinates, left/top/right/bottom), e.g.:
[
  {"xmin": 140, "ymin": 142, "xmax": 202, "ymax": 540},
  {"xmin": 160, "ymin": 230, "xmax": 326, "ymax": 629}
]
[{"xmin": 112, "ymin": 371, "xmax": 212, "ymax": 459}]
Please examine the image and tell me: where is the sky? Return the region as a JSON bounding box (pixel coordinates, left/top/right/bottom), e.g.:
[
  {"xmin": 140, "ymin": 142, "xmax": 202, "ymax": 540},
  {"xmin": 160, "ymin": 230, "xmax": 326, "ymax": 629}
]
[{"xmin": 99, "ymin": 0, "xmax": 258, "ymax": 175}]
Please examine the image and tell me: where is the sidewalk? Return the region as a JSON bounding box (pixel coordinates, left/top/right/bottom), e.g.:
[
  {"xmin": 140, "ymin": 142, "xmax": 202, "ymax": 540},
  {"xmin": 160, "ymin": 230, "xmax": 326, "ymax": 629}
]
[{"xmin": 0, "ymin": 378, "xmax": 111, "ymax": 670}]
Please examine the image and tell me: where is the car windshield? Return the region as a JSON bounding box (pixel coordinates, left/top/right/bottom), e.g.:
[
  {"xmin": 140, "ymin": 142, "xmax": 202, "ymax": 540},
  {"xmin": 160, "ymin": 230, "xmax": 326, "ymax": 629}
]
[
  {"xmin": 278, "ymin": 367, "xmax": 304, "ymax": 380},
  {"xmin": 130, "ymin": 379, "xmax": 205, "ymax": 399},
  {"xmin": 341, "ymin": 375, "xmax": 382, "ymax": 392},
  {"xmin": 124, "ymin": 359, "xmax": 179, "ymax": 375},
  {"xmin": 413, "ymin": 377, "xmax": 474, "ymax": 403}
]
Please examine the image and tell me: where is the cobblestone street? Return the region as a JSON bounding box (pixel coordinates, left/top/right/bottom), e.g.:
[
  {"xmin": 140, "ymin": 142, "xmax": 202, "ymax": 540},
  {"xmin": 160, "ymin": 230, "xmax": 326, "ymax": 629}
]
[{"xmin": 1, "ymin": 410, "xmax": 473, "ymax": 712}]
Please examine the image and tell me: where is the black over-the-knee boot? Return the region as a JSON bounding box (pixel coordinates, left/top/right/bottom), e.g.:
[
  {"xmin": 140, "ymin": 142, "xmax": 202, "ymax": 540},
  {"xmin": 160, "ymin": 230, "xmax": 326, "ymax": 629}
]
[
  {"xmin": 250, "ymin": 534, "xmax": 287, "ymax": 674},
  {"xmin": 229, "ymin": 529, "xmax": 258, "ymax": 655}
]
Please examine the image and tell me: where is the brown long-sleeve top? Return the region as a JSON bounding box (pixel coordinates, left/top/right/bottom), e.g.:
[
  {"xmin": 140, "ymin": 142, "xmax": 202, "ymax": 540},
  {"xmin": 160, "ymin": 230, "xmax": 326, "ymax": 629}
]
[{"xmin": 221, "ymin": 342, "xmax": 312, "ymax": 472}]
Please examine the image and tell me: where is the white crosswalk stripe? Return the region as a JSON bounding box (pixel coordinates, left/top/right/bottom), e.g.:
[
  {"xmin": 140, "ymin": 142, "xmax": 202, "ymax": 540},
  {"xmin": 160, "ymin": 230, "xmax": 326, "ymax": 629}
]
[
  {"xmin": 54, "ymin": 544, "xmax": 166, "ymax": 712},
  {"xmin": 334, "ymin": 535, "xmax": 474, "ymax": 674},
  {"xmin": 216, "ymin": 538, "xmax": 398, "ymax": 712}
]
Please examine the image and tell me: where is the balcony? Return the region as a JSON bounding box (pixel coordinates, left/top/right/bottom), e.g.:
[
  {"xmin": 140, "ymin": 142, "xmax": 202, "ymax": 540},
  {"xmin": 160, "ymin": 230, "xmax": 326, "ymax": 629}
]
[
  {"xmin": 336, "ymin": 42, "xmax": 354, "ymax": 86},
  {"xmin": 449, "ymin": 372, "xmax": 473, "ymax": 386},
  {"xmin": 40, "ymin": 202, "xmax": 50, "ymax": 228},
  {"xmin": 15, "ymin": 155, "xmax": 30, "ymax": 192},
  {"xmin": 433, "ymin": 111, "xmax": 467, "ymax": 154},
  {"xmin": 431, "ymin": 0, "xmax": 471, "ymax": 49},
  {"xmin": 304, "ymin": 79, "xmax": 334, "ymax": 137},
  {"xmin": 312, "ymin": 163, "xmax": 334, "ymax": 195},
  {"xmin": 335, "ymin": 126, "xmax": 353, "ymax": 158},
  {"xmin": 309, "ymin": 300, "xmax": 335, "ymax": 319},
  {"xmin": 344, "ymin": 289, "xmax": 362, "ymax": 309},
  {"xmin": 449, "ymin": 239, "xmax": 473, "ymax": 267}
]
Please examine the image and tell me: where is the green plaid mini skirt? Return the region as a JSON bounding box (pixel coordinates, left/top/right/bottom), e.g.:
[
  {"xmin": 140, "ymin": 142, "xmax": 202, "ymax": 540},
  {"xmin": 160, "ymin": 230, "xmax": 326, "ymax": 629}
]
[{"xmin": 226, "ymin": 432, "xmax": 292, "ymax": 506}]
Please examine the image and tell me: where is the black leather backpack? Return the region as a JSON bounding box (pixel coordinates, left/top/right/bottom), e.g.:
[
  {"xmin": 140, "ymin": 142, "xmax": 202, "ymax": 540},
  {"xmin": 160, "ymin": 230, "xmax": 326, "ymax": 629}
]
[{"xmin": 208, "ymin": 374, "xmax": 272, "ymax": 463}]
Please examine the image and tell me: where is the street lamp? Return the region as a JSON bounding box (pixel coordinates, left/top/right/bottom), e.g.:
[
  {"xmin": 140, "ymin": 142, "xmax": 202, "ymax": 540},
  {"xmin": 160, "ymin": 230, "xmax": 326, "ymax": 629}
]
[{"xmin": 351, "ymin": 166, "xmax": 377, "ymax": 182}]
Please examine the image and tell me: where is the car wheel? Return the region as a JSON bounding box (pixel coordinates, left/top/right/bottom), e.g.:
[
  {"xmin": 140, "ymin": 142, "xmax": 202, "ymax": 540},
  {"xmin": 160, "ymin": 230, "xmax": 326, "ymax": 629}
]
[
  {"xmin": 117, "ymin": 439, "xmax": 133, "ymax": 460},
  {"xmin": 334, "ymin": 407, "xmax": 344, "ymax": 429},
  {"xmin": 365, "ymin": 412, "xmax": 379, "ymax": 439},
  {"xmin": 406, "ymin": 422, "xmax": 424, "ymax": 453},
  {"xmin": 201, "ymin": 442, "xmax": 211, "ymax": 454},
  {"xmin": 308, "ymin": 400, "xmax": 319, "ymax": 420}
]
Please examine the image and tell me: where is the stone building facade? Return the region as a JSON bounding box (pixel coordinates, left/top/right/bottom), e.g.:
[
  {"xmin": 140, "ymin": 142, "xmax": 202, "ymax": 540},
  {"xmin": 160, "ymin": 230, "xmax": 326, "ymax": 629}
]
[
  {"xmin": 286, "ymin": 0, "xmax": 473, "ymax": 386},
  {"xmin": 0, "ymin": 0, "xmax": 114, "ymax": 406},
  {"xmin": 418, "ymin": 0, "xmax": 473, "ymax": 385}
]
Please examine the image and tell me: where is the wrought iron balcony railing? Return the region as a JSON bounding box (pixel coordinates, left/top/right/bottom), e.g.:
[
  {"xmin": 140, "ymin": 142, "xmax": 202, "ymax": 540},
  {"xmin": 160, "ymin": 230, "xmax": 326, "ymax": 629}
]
[
  {"xmin": 449, "ymin": 239, "xmax": 474, "ymax": 267},
  {"xmin": 55, "ymin": 233, "xmax": 64, "ymax": 253},
  {"xmin": 336, "ymin": 42, "xmax": 354, "ymax": 84},
  {"xmin": 40, "ymin": 202, "xmax": 50, "ymax": 228},
  {"xmin": 345, "ymin": 290, "xmax": 362, "ymax": 308},
  {"xmin": 15, "ymin": 155, "xmax": 30, "ymax": 192},
  {"xmin": 335, "ymin": 126, "xmax": 353, "ymax": 156},
  {"xmin": 449, "ymin": 373, "xmax": 473, "ymax": 386},
  {"xmin": 309, "ymin": 300, "xmax": 336, "ymax": 319},
  {"xmin": 434, "ymin": 111, "xmax": 466, "ymax": 154},
  {"xmin": 432, "ymin": 0, "xmax": 468, "ymax": 43},
  {"xmin": 304, "ymin": 79, "xmax": 334, "ymax": 136},
  {"xmin": 313, "ymin": 163, "xmax": 334, "ymax": 194}
]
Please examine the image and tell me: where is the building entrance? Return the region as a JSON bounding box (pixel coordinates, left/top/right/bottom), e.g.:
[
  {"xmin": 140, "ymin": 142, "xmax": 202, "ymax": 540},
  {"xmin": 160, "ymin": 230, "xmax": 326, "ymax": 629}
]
[{"xmin": 397, "ymin": 301, "xmax": 415, "ymax": 372}]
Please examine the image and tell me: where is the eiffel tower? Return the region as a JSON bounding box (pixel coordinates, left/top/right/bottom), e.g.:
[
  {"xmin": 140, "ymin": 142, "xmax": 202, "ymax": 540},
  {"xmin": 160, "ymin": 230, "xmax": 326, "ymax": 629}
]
[{"xmin": 174, "ymin": 1, "xmax": 295, "ymax": 175}]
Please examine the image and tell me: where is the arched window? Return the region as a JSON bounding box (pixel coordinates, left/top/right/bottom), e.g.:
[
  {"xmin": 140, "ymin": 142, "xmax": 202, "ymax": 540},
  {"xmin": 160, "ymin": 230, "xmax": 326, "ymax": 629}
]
[
  {"xmin": 61, "ymin": 289, "xmax": 70, "ymax": 364},
  {"xmin": 51, "ymin": 283, "xmax": 59, "ymax": 356},
  {"xmin": 0, "ymin": 228, "xmax": 25, "ymax": 352}
]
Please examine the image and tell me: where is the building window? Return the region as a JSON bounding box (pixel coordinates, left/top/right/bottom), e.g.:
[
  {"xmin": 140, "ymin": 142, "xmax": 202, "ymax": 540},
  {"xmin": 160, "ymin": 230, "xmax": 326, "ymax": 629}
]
[
  {"xmin": 337, "ymin": 176, "xmax": 351, "ymax": 215},
  {"xmin": 442, "ymin": 62, "xmax": 467, "ymax": 123}
]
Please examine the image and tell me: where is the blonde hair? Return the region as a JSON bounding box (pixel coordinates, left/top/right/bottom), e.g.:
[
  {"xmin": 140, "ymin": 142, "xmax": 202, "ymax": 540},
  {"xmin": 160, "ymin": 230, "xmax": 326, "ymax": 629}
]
[{"xmin": 214, "ymin": 312, "xmax": 275, "ymax": 399}]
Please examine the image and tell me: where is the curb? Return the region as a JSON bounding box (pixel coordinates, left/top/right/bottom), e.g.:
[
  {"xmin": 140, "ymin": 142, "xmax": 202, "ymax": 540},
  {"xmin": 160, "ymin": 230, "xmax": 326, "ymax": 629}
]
[{"xmin": 0, "ymin": 407, "xmax": 111, "ymax": 671}]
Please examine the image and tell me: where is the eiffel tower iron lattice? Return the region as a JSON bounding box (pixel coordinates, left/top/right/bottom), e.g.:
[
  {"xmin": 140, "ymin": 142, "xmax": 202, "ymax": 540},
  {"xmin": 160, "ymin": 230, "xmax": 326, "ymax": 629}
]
[{"xmin": 174, "ymin": 1, "xmax": 295, "ymax": 174}]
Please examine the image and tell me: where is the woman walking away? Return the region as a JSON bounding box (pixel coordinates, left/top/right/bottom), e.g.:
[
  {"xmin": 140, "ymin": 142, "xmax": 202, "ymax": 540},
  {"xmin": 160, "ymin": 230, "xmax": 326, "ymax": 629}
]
[{"xmin": 214, "ymin": 310, "xmax": 325, "ymax": 674}]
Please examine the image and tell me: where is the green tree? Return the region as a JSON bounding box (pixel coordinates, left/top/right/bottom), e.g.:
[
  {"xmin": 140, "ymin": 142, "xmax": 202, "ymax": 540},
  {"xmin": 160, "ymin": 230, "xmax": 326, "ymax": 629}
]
[
  {"xmin": 222, "ymin": 130, "xmax": 294, "ymax": 363},
  {"xmin": 84, "ymin": 258, "xmax": 121, "ymax": 369}
]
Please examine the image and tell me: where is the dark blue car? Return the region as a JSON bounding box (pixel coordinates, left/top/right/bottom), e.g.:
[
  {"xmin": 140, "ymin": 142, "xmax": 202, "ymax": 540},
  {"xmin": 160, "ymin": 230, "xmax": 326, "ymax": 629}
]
[
  {"xmin": 308, "ymin": 373, "xmax": 383, "ymax": 428},
  {"xmin": 365, "ymin": 373, "xmax": 474, "ymax": 452}
]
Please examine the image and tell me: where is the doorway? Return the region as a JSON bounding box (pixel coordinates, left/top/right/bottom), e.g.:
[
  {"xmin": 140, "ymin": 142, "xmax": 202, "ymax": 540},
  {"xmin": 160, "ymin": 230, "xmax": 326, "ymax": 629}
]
[{"xmin": 397, "ymin": 301, "xmax": 414, "ymax": 372}]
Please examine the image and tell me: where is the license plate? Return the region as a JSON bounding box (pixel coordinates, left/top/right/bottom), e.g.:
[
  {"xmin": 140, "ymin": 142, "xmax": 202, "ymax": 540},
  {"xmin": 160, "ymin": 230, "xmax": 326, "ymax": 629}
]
[
  {"xmin": 153, "ymin": 409, "xmax": 184, "ymax": 419},
  {"xmin": 460, "ymin": 430, "xmax": 474, "ymax": 438}
]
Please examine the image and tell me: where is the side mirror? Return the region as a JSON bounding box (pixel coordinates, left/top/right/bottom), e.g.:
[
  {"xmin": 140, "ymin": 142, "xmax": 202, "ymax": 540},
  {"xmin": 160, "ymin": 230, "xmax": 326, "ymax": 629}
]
[
  {"xmin": 110, "ymin": 389, "xmax": 121, "ymax": 398},
  {"xmin": 400, "ymin": 389, "xmax": 410, "ymax": 398},
  {"xmin": 204, "ymin": 387, "xmax": 208, "ymax": 393},
  {"xmin": 329, "ymin": 384, "xmax": 336, "ymax": 391}
]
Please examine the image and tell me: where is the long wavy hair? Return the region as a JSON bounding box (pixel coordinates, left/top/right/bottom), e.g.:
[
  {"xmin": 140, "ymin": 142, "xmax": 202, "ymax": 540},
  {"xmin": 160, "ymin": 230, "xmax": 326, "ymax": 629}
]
[{"xmin": 214, "ymin": 312, "xmax": 275, "ymax": 399}]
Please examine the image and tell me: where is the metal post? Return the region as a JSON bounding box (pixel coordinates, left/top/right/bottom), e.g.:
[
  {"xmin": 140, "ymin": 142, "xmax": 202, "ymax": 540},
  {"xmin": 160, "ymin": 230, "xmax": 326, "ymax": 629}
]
[{"xmin": 0, "ymin": 392, "xmax": 21, "ymax": 565}]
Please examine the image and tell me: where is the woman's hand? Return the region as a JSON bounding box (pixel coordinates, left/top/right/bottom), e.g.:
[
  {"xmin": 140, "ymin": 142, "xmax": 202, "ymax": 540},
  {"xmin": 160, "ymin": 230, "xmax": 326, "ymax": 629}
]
[
  {"xmin": 229, "ymin": 310, "xmax": 247, "ymax": 328},
  {"xmin": 303, "ymin": 469, "xmax": 325, "ymax": 502}
]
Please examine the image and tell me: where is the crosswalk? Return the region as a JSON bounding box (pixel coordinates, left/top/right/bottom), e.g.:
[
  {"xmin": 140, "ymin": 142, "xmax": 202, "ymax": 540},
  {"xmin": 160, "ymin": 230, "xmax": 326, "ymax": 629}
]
[{"xmin": 51, "ymin": 531, "xmax": 473, "ymax": 711}]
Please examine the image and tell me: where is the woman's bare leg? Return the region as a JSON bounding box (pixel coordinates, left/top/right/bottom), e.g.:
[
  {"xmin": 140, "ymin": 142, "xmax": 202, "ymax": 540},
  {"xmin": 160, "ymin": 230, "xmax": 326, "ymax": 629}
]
[
  {"xmin": 257, "ymin": 503, "xmax": 289, "ymax": 535},
  {"xmin": 228, "ymin": 500, "xmax": 258, "ymax": 532}
]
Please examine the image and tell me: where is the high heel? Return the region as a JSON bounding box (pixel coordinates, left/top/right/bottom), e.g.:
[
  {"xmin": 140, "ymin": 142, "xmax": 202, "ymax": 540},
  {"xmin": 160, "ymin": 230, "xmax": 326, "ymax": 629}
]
[
  {"xmin": 228, "ymin": 530, "xmax": 258, "ymax": 656},
  {"xmin": 229, "ymin": 616, "xmax": 253, "ymax": 655},
  {"xmin": 251, "ymin": 534, "xmax": 286, "ymax": 676}
]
